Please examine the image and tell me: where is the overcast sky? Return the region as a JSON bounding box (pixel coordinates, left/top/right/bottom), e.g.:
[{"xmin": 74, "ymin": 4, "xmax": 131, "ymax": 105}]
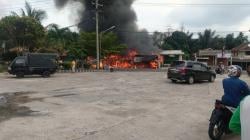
[{"xmin": 1, "ymin": 0, "xmax": 250, "ymax": 36}]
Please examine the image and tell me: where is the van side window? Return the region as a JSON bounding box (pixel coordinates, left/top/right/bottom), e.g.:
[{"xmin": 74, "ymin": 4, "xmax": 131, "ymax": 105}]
[
  {"xmin": 201, "ymin": 65, "xmax": 208, "ymax": 71},
  {"xmin": 15, "ymin": 59, "xmax": 25, "ymax": 65},
  {"xmin": 193, "ymin": 63, "xmax": 201, "ymax": 70}
]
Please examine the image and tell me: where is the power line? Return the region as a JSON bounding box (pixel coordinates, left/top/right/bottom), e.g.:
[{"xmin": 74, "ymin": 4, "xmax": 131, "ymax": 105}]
[
  {"xmin": 115, "ymin": 30, "xmax": 250, "ymax": 35},
  {"xmin": 134, "ymin": 2, "xmax": 250, "ymax": 7},
  {"xmin": 3, "ymin": 1, "xmax": 250, "ymax": 11}
]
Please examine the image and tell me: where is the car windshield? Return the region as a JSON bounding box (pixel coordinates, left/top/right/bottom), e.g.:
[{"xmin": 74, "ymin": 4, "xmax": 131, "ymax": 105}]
[
  {"xmin": 9, "ymin": 57, "xmax": 25, "ymax": 66},
  {"xmin": 16, "ymin": 59, "xmax": 25, "ymax": 64},
  {"xmin": 170, "ymin": 61, "xmax": 185, "ymax": 67}
]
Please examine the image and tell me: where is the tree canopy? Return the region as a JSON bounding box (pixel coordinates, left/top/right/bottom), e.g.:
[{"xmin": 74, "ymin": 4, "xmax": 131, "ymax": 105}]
[
  {"xmin": 0, "ymin": 16, "xmax": 45, "ymax": 53},
  {"xmin": 11, "ymin": 1, "xmax": 47, "ymax": 23},
  {"xmin": 153, "ymin": 29, "xmax": 249, "ymax": 59},
  {"xmin": 0, "ymin": 1, "xmax": 249, "ymax": 63}
]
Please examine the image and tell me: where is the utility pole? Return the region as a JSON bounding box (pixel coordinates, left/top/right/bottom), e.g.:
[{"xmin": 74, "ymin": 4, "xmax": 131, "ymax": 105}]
[
  {"xmin": 99, "ymin": 26, "xmax": 116, "ymax": 61},
  {"xmin": 95, "ymin": 0, "xmax": 100, "ymax": 69},
  {"xmin": 93, "ymin": 0, "xmax": 103, "ymax": 70},
  {"xmin": 166, "ymin": 26, "xmax": 172, "ymax": 37},
  {"xmin": 180, "ymin": 23, "xmax": 185, "ymax": 32}
]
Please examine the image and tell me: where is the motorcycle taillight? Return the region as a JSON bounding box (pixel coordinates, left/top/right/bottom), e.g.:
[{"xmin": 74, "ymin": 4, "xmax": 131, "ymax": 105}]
[{"xmin": 178, "ymin": 67, "xmax": 187, "ymax": 75}]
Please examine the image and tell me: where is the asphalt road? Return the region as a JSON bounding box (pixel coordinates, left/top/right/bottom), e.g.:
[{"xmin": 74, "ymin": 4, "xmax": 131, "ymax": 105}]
[{"xmin": 0, "ymin": 72, "xmax": 245, "ymax": 140}]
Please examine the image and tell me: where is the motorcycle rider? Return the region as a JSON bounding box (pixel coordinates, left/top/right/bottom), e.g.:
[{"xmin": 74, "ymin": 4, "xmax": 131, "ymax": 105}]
[{"xmin": 221, "ymin": 65, "xmax": 250, "ymax": 108}]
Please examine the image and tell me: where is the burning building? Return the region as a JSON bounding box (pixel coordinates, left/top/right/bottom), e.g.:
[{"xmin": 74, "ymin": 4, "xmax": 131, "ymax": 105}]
[
  {"xmin": 101, "ymin": 49, "xmax": 160, "ymax": 69},
  {"xmin": 54, "ymin": 0, "xmax": 161, "ymax": 69}
]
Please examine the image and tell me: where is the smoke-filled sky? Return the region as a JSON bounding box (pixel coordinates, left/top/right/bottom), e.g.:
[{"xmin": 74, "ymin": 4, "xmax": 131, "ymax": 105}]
[
  {"xmin": 1, "ymin": 0, "xmax": 250, "ymax": 36},
  {"xmin": 51, "ymin": 0, "xmax": 158, "ymax": 53}
]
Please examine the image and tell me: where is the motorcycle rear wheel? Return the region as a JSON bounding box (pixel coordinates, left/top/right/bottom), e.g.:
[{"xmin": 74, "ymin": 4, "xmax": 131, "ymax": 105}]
[{"xmin": 208, "ymin": 120, "xmax": 225, "ymax": 140}]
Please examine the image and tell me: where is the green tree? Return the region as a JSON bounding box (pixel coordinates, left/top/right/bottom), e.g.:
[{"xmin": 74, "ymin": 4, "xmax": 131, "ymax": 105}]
[
  {"xmin": 67, "ymin": 42, "xmax": 87, "ymax": 60},
  {"xmin": 78, "ymin": 32, "xmax": 127, "ymax": 58},
  {"xmin": 11, "ymin": 1, "xmax": 47, "ymax": 23},
  {"xmin": 211, "ymin": 37, "xmax": 225, "ymax": 50},
  {"xmin": 186, "ymin": 32, "xmax": 199, "ymax": 54},
  {"xmin": 161, "ymin": 31, "xmax": 186, "ymax": 50},
  {"xmin": 152, "ymin": 31, "xmax": 166, "ymax": 49},
  {"xmin": 225, "ymin": 34, "xmax": 235, "ymax": 50},
  {"xmin": 42, "ymin": 24, "xmax": 75, "ymax": 56},
  {"xmin": 225, "ymin": 32, "xmax": 248, "ymax": 50},
  {"xmin": 66, "ymin": 32, "xmax": 86, "ymax": 60},
  {"xmin": 161, "ymin": 31, "xmax": 194, "ymax": 59},
  {"xmin": 0, "ymin": 16, "xmax": 45, "ymax": 53},
  {"xmin": 100, "ymin": 32, "xmax": 127, "ymax": 57},
  {"xmin": 235, "ymin": 32, "xmax": 248, "ymax": 46},
  {"xmin": 198, "ymin": 29, "xmax": 218, "ymax": 49}
]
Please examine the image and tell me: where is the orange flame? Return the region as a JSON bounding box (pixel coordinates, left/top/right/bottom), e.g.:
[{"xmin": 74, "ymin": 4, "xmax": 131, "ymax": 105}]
[{"xmin": 102, "ymin": 49, "xmax": 159, "ymax": 69}]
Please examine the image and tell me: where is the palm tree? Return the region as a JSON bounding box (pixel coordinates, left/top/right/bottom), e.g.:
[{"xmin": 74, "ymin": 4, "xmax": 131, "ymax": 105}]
[
  {"xmin": 11, "ymin": 1, "xmax": 47, "ymax": 22},
  {"xmin": 46, "ymin": 24, "xmax": 71, "ymax": 41},
  {"xmin": 42, "ymin": 24, "xmax": 73, "ymax": 55},
  {"xmin": 198, "ymin": 29, "xmax": 219, "ymax": 49}
]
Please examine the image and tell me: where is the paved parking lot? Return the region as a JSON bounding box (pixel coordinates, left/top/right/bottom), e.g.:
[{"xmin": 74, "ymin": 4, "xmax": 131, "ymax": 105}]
[{"xmin": 0, "ymin": 72, "xmax": 245, "ymax": 140}]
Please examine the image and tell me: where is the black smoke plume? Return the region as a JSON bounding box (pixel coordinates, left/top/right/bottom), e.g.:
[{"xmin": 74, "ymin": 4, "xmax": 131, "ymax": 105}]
[{"xmin": 54, "ymin": 0, "xmax": 158, "ymax": 54}]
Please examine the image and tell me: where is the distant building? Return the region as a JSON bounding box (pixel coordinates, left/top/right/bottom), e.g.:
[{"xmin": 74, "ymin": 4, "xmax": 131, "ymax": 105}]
[
  {"xmin": 198, "ymin": 48, "xmax": 231, "ymax": 66},
  {"xmin": 160, "ymin": 50, "xmax": 184, "ymax": 66},
  {"xmin": 232, "ymin": 43, "xmax": 250, "ymax": 70}
]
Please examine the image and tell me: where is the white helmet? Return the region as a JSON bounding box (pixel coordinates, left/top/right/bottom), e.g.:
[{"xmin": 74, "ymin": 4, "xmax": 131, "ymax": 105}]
[{"xmin": 228, "ymin": 65, "xmax": 242, "ymax": 77}]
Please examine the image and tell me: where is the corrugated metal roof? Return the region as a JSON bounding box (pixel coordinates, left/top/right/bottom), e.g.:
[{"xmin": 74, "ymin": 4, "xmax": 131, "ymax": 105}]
[
  {"xmin": 199, "ymin": 49, "xmax": 230, "ymax": 56},
  {"xmin": 232, "ymin": 43, "xmax": 250, "ymax": 51},
  {"xmin": 160, "ymin": 50, "xmax": 184, "ymax": 55}
]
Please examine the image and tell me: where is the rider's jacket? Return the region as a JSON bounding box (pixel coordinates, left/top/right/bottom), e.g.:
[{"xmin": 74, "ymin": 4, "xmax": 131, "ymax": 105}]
[{"xmin": 222, "ymin": 77, "xmax": 250, "ymax": 107}]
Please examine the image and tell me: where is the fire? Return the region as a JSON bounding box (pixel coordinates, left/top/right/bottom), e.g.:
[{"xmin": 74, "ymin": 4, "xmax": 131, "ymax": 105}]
[
  {"xmin": 102, "ymin": 50, "xmax": 136, "ymax": 69},
  {"xmin": 150, "ymin": 61, "xmax": 158, "ymax": 69},
  {"xmin": 102, "ymin": 49, "xmax": 160, "ymax": 69}
]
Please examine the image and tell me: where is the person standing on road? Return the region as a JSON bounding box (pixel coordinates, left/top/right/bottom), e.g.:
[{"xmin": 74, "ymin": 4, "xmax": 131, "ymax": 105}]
[
  {"xmin": 220, "ymin": 62, "xmax": 225, "ymax": 74},
  {"xmin": 229, "ymin": 95, "xmax": 250, "ymax": 140},
  {"xmin": 71, "ymin": 60, "xmax": 76, "ymax": 73},
  {"xmin": 221, "ymin": 65, "xmax": 250, "ymax": 108}
]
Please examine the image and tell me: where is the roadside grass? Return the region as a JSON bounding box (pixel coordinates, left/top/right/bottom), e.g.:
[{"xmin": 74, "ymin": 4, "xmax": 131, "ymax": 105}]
[{"xmin": 0, "ymin": 64, "xmax": 7, "ymax": 73}]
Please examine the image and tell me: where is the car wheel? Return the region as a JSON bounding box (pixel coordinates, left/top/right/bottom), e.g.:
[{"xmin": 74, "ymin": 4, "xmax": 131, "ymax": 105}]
[
  {"xmin": 171, "ymin": 79, "xmax": 177, "ymax": 83},
  {"xmin": 16, "ymin": 72, "xmax": 24, "ymax": 78},
  {"xmin": 42, "ymin": 71, "xmax": 50, "ymax": 78},
  {"xmin": 209, "ymin": 75, "xmax": 215, "ymax": 82},
  {"xmin": 187, "ymin": 76, "xmax": 194, "ymax": 84}
]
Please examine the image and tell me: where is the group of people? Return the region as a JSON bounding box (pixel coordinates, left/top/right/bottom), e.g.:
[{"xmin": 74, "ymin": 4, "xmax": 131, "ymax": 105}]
[
  {"xmin": 216, "ymin": 62, "xmax": 225, "ymax": 74},
  {"xmin": 221, "ymin": 65, "xmax": 250, "ymax": 139}
]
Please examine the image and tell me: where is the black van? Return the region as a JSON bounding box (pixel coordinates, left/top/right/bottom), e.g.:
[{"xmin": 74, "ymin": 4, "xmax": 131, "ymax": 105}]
[{"xmin": 8, "ymin": 53, "xmax": 58, "ymax": 78}]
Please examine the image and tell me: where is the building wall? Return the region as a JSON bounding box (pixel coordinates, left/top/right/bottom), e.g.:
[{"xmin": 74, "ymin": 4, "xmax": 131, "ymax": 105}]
[
  {"xmin": 217, "ymin": 58, "xmax": 228, "ymax": 66},
  {"xmin": 199, "ymin": 56, "xmax": 229, "ymax": 66},
  {"xmin": 207, "ymin": 56, "xmax": 215, "ymax": 66},
  {"xmin": 233, "ymin": 51, "xmax": 250, "ymax": 58}
]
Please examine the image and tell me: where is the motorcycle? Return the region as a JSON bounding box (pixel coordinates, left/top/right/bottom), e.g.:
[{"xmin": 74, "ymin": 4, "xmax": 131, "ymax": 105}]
[
  {"xmin": 215, "ymin": 67, "xmax": 224, "ymax": 75},
  {"xmin": 208, "ymin": 100, "xmax": 236, "ymax": 140}
]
